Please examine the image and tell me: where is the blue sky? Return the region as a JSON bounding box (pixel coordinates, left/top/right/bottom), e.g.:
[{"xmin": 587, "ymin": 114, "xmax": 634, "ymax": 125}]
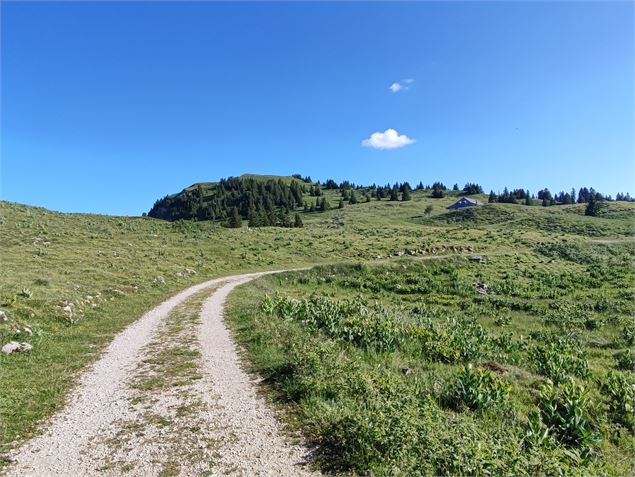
[{"xmin": 1, "ymin": 1, "xmax": 633, "ymax": 216}]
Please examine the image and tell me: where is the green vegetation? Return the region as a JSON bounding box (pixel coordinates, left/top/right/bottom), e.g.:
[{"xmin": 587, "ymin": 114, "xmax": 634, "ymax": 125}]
[
  {"xmin": 147, "ymin": 173, "xmax": 630, "ymax": 228},
  {"xmin": 224, "ymin": 200, "xmax": 634, "ymax": 475},
  {"xmin": 1, "ymin": 174, "xmax": 634, "ymax": 474}
]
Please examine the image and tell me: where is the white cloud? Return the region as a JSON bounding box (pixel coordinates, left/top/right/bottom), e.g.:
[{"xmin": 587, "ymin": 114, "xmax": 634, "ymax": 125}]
[
  {"xmin": 389, "ymin": 78, "xmax": 414, "ymax": 93},
  {"xmin": 362, "ymin": 128, "xmax": 415, "ymax": 150}
]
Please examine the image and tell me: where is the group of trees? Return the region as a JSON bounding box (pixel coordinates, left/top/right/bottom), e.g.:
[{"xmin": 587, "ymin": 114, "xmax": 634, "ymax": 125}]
[
  {"xmin": 486, "ymin": 186, "xmax": 631, "ymax": 209},
  {"xmin": 149, "ymin": 175, "xmax": 633, "ymax": 226},
  {"xmin": 148, "ymin": 177, "xmax": 308, "ymax": 227}
]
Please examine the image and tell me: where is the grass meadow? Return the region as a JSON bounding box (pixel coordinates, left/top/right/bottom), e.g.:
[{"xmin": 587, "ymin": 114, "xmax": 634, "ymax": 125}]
[{"xmin": 1, "ymin": 190, "xmax": 633, "ymax": 474}]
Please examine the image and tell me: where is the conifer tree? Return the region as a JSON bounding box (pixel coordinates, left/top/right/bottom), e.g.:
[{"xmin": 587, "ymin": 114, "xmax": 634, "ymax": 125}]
[
  {"xmin": 338, "ymin": 199, "xmax": 344, "ymax": 209},
  {"xmin": 585, "ymin": 194, "xmax": 601, "ymax": 216},
  {"xmin": 390, "ymin": 186, "xmax": 399, "ymax": 201},
  {"xmin": 431, "ymin": 184, "xmax": 444, "ymax": 198},
  {"xmin": 227, "ymin": 207, "xmax": 242, "ymax": 228},
  {"xmin": 247, "ymin": 204, "xmax": 260, "ymax": 227},
  {"xmin": 294, "ymin": 213, "xmax": 303, "ymax": 228}
]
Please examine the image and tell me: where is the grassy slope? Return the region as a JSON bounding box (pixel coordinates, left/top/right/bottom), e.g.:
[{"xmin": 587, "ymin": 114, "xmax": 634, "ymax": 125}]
[{"xmin": 0, "ymin": 191, "xmax": 633, "ymax": 462}]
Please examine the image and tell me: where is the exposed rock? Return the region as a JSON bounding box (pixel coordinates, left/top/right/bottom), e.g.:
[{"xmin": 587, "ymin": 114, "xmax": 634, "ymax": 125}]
[
  {"xmin": 0, "ymin": 310, "xmax": 7, "ymax": 322},
  {"xmin": 475, "ymin": 283, "xmax": 489, "ymax": 295},
  {"xmin": 2, "ymin": 341, "xmax": 21, "ymax": 354},
  {"xmin": 468, "ymin": 255, "xmax": 483, "ymax": 261},
  {"xmin": 19, "ymin": 342, "xmax": 33, "ymax": 352},
  {"xmin": 2, "ymin": 341, "xmax": 32, "ymax": 354}
]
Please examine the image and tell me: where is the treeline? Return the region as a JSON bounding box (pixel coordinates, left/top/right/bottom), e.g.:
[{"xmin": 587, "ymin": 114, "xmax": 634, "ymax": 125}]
[
  {"xmin": 148, "ymin": 176, "xmax": 307, "ymax": 226},
  {"xmin": 148, "ymin": 174, "xmax": 634, "ymax": 226},
  {"xmin": 487, "ymin": 186, "xmax": 633, "ymax": 208}
]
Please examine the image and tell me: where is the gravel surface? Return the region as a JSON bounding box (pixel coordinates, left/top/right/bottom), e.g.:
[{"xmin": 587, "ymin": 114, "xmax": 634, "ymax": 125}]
[
  {"xmin": 198, "ymin": 277, "xmax": 315, "ymax": 476},
  {"xmin": 5, "ymin": 271, "xmax": 316, "ymax": 477}
]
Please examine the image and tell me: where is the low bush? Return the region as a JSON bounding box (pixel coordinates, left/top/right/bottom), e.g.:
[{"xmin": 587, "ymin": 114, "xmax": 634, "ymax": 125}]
[
  {"xmin": 599, "ymin": 371, "xmax": 635, "ymax": 431},
  {"xmin": 530, "ymin": 340, "xmax": 589, "ymax": 383},
  {"xmin": 538, "ymin": 379, "xmax": 600, "ymax": 456},
  {"xmin": 450, "ymin": 364, "xmax": 511, "ymax": 412},
  {"xmin": 614, "ymin": 350, "xmax": 635, "ymax": 372}
]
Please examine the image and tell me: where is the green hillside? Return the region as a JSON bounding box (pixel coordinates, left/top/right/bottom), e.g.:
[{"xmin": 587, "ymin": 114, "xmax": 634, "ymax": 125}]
[{"xmin": 1, "ymin": 178, "xmax": 634, "ymax": 474}]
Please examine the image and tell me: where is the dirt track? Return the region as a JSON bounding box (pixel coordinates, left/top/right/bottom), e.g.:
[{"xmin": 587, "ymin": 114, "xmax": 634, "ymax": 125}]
[{"xmin": 5, "ymin": 271, "xmax": 316, "ymax": 476}]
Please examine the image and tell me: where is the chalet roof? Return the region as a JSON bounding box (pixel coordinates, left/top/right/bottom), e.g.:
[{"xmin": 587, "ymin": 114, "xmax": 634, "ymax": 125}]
[{"xmin": 446, "ymin": 197, "xmax": 483, "ymax": 209}]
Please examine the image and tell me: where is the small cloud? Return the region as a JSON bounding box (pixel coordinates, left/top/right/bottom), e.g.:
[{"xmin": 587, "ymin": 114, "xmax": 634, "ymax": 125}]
[
  {"xmin": 362, "ymin": 128, "xmax": 415, "ymax": 150},
  {"xmin": 388, "ymin": 78, "xmax": 414, "ymax": 93}
]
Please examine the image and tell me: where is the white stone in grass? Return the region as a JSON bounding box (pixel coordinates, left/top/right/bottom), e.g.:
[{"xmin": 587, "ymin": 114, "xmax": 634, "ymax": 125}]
[
  {"xmin": 19, "ymin": 342, "xmax": 33, "ymax": 352},
  {"xmin": 2, "ymin": 341, "xmax": 21, "ymax": 354}
]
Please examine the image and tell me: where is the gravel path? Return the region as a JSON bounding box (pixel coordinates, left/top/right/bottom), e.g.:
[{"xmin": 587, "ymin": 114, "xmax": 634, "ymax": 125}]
[{"xmin": 5, "ymin": 271, "xmax": 316, "ymax": 476}]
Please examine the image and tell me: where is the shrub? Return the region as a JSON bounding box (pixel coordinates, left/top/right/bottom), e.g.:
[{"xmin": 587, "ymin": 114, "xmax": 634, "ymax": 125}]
[
  {"xmin": 522, "ymin": 412, "xmax": 552, "ymax": 450},
  {"xmin": 538, "ymin": 379, "xmax": 600, "ymax": 455},
  {"xmin": 451, "ymin": 364, "xmax": 511, "ymax": 412},
  {"xmin": 599, "ymin": 371, "xmax": 635, "ymax": 431},
  {"xmin": 263, "ymin": 294, "xmax": 403, "ymax": 352},
  {"xmin": 614, "ymin": 350, "xmax": 635, "ymax": 372},
  {"xmin": 310, "ymin": 371, "xmax": 425, "ymax": 474},
  {"xmin": 409, "ymin": 317, "xmax": 492, "ymax": 364},
  {"xmin": 530, "ymin": 341, "xmax": 589, "ymax": 383},
  {"xmin": 494, "ymin": 314, "xmax": 512, "ymax": 327},
  {"xmin": 621, "ymin": 320, "xmax": 635, "ymax": 346}
]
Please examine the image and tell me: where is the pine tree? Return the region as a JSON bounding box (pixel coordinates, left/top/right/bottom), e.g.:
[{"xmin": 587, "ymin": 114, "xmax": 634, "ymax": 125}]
[
  {"xmin": 402, "ymin": 187, "xmax": 411, "ymax": 201},
  {"xmin": 390, "ymin": 186, "xmax": 399, "ymax": 201},
  {"xmin": 257, "ymin": 203, "xmax": 268, "ymax": 226},
  {"xmin": 585, "ymin": 194, "xmax": 601, "ymax": 216},
  {"xmin": 488, "ymin": 191, "xmax": 497, "ymax": 203},
  {"xmin": 349, "ymin": 190, "xmax": 358, "ymax": 204},
  {"xmin": 227, "ymin": 207, "xmax": 242, "ymax": 228},
  {"xmin": 338, "ymin": 199, "xmax": 344, "ymax": 209},
  {"xmin": 431, "ymin": 185, "xmax": 444, "ymax": 199},
  {"xmin": 247, "ymin": 204, "xmax": 260, "ymax": 227},
  {"xmin": 294, "ymin": 213, "xmax": 303, "ymax": 228},
  {"xmin": 280, "ymin": 209, "xmax": 292, "ymax": 227}
]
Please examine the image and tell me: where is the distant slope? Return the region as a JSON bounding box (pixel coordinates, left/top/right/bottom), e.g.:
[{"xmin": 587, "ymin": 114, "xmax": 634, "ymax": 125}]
[{"xmin": 427, "ymin": 202, "xmax": 635, "ymax": 236}]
